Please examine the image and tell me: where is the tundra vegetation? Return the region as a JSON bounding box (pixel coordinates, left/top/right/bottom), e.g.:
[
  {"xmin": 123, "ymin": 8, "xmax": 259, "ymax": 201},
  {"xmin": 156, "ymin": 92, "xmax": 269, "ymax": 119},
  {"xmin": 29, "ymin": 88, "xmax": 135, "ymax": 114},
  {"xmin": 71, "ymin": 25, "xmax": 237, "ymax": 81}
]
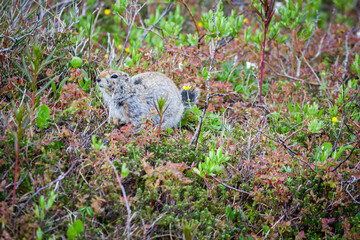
[{"xmin": 0, "ymin": 0, "xmax": 359, "ymax": 239}]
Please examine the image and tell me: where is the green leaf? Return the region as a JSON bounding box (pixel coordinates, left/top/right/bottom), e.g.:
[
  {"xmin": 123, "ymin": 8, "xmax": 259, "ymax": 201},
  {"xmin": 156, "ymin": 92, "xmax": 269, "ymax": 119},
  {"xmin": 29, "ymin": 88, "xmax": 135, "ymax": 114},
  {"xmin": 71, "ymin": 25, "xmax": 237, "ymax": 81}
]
[
  {"xmin": 352, "ymin": 54, "xmax": 360, "ymax": 77},
  {"xmin": 121, "ymin": 163, "xmax": 130, "ymax": 178},
  {"xmin": 263, "ymin": 225, "xmax": 270, "ymax": 235},
  {"xmin": 225, "ymin": 205, "xmax": 233, "ymax": 220},
  {"xmin": 51, "ymin": 81, "xmax": 57, "ymax": 94},
  {"xmin": 34, "ymin": 205, "xmax": 40, "ymax": 218},
  {"xmin": 333, "ymin": 145, "xmax": 354, "ymax": 161},
  {"xmin": 36, "ymin": 73, "xmax": 57, "ymax": 97},
  {"xmin": 193, "ymin": 168, "xmax": 200, "ymax": 176},
  {"xmin": 46, "ymin": 191, "xmax": 57, "ymax": 210},
  {"xmin": 40, "ymin": 209, "xmax": 45, "ymax": 221},
  {"xmin": 67, "ymin": 225, "xmax": 77, "ymax": 240},
  {"xmin": 321, "ymin": 142, "xmax": 333, "ymax": 162},
  {"xmin": 73, "ymin": 219, "xmax": 84, "ymax": 234},
  {"xmin": 36, "ymin": 227, "xmax": 43, "ymax": 240},
  {"xmin": 39, "ymin": 195, "xmax": 45, "ymax": 209},
  {"xmin": 36, "ymin": 105, "xmax": 50, "ymax": 129},
  {"xmin": 112, "ymin": 0, "xmax": 128, "ymax": 14}
]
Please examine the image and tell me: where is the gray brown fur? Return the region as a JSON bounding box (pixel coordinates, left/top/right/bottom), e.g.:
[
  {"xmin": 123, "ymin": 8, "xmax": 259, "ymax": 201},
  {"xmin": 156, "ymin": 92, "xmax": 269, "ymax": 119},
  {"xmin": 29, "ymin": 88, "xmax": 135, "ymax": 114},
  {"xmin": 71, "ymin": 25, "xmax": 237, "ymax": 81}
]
[
  {"xmin": 96, "ymin": 69, "xmax": 130, "ymax": 106},
  {"xmin": 97, "ymin": 70, "xmax": 200, "ymax": 129}
]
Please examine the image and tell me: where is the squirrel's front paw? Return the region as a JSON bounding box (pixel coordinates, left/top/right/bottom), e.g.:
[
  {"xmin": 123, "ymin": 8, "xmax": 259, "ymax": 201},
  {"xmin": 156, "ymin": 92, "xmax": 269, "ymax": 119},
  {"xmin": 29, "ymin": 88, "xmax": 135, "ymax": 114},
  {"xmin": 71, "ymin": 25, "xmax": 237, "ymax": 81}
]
[{"xmin": 113, "ymin": 118, "xmax": 125, "ymax": 127}]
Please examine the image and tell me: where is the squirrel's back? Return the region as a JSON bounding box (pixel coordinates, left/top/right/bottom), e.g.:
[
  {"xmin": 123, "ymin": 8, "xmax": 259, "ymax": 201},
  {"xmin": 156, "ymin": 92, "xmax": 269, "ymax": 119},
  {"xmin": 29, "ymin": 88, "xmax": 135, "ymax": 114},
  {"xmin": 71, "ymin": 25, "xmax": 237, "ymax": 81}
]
[{"xmin": 129, "ymin": 72, "xmax": 184, "ymax": 129}]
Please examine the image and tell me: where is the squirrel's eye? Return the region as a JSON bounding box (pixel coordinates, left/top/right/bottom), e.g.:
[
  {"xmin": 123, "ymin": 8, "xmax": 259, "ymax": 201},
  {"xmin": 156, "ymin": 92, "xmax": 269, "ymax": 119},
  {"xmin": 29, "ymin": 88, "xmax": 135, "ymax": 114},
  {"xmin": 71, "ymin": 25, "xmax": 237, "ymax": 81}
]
[{"xmin": 111, "ymin": 74, "xmax": 118, "ymax": 79}]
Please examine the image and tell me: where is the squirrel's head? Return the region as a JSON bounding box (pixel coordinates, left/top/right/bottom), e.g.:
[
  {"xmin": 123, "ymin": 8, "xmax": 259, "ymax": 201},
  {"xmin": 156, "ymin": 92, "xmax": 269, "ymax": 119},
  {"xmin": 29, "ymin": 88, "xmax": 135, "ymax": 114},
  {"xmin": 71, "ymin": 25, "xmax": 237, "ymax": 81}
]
[{"xmin": 96, "ymin": 69, "xmax": 130, "ymax": 95}]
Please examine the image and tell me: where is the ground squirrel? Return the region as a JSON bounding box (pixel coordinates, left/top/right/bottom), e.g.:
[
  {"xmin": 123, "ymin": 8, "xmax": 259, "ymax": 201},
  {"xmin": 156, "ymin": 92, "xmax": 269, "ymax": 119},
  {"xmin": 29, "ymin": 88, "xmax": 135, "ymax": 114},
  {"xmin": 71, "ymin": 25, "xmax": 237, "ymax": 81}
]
[{"xmin": 97, "ymin": 69, "xmax": 199, "ymax": 129}]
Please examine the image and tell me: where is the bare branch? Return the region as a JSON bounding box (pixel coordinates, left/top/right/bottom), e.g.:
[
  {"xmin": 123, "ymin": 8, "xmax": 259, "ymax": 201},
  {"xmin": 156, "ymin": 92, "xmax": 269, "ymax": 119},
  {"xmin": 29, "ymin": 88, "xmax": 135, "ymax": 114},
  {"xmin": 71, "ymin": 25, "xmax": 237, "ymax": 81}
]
[
  {"xmin": 346, "ymin": 176, "xmax": 360, "ymax": 204},
  {"xmin": 264, "ymin": 215, "xmax": 284, "ymax": 238},
  {"xmin": 213, "ymin": 177, "xmax": 250, "ymax": 195},
  {"xmin": 116, "ymin": 1, "xmax": 147, "ymax": 66},
  {"xmin": 189, "ymin": 3, "xmax": 221, "ymax": 147},
  {"xmin": 104, "ymin": 154, "xmax": 132, "ymax": 240},
  {"xmin": 140, "ymin": 3, "xmax": 173, "ymax": 42},
  {"xmin": 341, "ymin": 30, "xmax": 350, "ymax": 81},
  {"xmin": 16, "ymin": 162, "xmax": 77, "ymax": 217}
]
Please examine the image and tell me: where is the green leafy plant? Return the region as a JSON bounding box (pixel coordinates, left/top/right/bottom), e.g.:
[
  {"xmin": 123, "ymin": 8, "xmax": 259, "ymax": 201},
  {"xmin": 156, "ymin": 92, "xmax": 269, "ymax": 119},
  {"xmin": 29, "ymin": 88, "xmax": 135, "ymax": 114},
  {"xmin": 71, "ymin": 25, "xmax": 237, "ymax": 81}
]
[
  {"xmin": 121, "ymin": 163, "xmax": 130, "ymax": 178},
  {"xmin": 352, "ymin": 54, "xmax": 360, "ymax": 77},
  {"xmin": 34, "ymin": 190, "xmax": 57, "ymax": 221},
  {"xmin": 92, "ymin": 135, "xmax": 104, "ymax": 150},
  {"xmin": 201, "ymin": 1, "xmax": 244, "ymax": 41},
  {"xmin": 2, "ymin": 0, "xmax": 360, "ymax": 239},
  {"xmin": 113, "ymin": 0, "xmax": 129, "ymax": 15},
  {"xmin": 314, "ymin": 142, "xmax": 354, "ymax": 162},
  {"xmin": 36, "ymin": 105, "xmax": 50, "ymax": 134},
  {"xmin": 153, "ymin": 93, "xmax": 170, "ymax": 141},
  {"xmin": 124, "ymin": 40, "xmax": 143, "ymax": 68},
  {"xmin": 159, "ymin": 5, "xmax": 184, "ymax": 39},
  {"xmin": 251, "ymin": 0, "xmax": 275, "ymax": 104},
  {"xmin": 79, "ymin": 206, "xmax": 94, "ymax": 218},
  {"xmin": 193, "ymin": 148, "xmax": 230, "ymax": 178},
  {"xmin": 180, "ymin": 218, "xmax": 200, "ymax": 240},
  {"xmin": 67, "ymin": 219, "xmax": 84, "ymax": 240},
  {"xmin": 8, "ymin": 104, "xmax": 32, "ymax": 206},
  {"xmin": 14, "ymin": 41, "xmax": 59, "ymax": 130},
  {"xmin": 78, "ymin": 69, "xmax": 91, "ymax": 91},
  {"xmin": 308, "ymin": 118, "xmax": 325, "ymax": 134}
]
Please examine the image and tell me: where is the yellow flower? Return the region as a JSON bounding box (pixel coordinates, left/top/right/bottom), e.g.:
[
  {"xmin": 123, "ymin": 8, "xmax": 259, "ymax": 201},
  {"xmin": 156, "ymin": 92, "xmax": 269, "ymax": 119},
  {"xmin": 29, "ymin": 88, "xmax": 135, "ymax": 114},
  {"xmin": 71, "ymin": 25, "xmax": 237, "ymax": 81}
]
[
  {"xmin": 332, "ymin": 117, "xmax": 338, "ymax": 123},
  {"xmin": 183, "ymin": 85, "xmax": 191, "ymax": 91},
  {"xmin": 104, "ymin": 54, "xmax": 108, "ymax": 59},
  {"xmin": 243, "ymin": 18, "xmax": 248, "ymax": 23},
  {"xmin": 104, "ymin": 9, "xmax": 111, "ymax": 15},
  {"xmin": 118, "ymin": 44, "xmax": 123, "ymax": 49},
  {"xmin": 125, "ymin": 48, "xmax": 130, "ymax": 53},
  {"xmin": 197, "ymin": 21, "xmax": 203, "ymax": 27}
]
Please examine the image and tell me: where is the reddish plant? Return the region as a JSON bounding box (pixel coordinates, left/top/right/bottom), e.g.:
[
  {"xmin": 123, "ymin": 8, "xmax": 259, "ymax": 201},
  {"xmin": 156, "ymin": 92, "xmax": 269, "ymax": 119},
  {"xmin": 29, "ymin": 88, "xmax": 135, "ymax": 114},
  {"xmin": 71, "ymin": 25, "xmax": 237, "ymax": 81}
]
[{"xmin": 251, "ymin": 0, "xmax": 275, "ymax": 104}]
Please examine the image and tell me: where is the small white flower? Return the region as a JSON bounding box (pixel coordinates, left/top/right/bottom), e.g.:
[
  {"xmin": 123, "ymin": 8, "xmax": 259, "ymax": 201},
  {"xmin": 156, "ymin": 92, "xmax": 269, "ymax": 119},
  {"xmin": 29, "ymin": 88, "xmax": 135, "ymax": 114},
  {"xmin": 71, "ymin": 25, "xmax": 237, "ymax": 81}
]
[
  {"xmin": 246, "ymin": 61, "xmax": 258, "ymax": 70},
  {"xmin": 357, "ymin": 31, "xmax": 360, "ymax": 38}
]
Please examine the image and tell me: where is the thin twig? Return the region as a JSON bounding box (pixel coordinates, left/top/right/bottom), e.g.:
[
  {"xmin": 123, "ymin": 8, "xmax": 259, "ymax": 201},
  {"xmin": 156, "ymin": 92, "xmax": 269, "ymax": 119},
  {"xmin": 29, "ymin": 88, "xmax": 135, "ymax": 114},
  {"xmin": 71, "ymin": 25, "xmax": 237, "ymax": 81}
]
[
  {"xmin": 189, "ymin": 3, "xmax": 220, "ymax": 147},
  {"xmin": 328, "ymin": 90, "xmax": 359, "ymax": 159},
  {"xmin": 251, "ymin": 0, "xmax": 275, "ymax": 104},
  {"xmin": 301, "ymin": 51, "xmax": 323, "ymax": 87},
  {"xmin": 116, "ymin": 1, "xmax": 146, "ymax": 66},
  {"xmin": 104, "ymin": 154, "xmax": 132, "ymax": 240},
  {"xmin": 309, "ymin": 34, "xmax": 326, "ymax": 63},
  {"xmin": 144, "ymin": 213, "xmax": 166, "ymax": 238},
  {"xmin": 140, "ymin": 3, "xmax": 173, "ymax": 42},
  {"xmin": 346, "ymin": 176, "xmax": 360, "ymax": 204},
  {"xmin": 332, "ymin": 141, "xmax": 359, "ymax": 172},
  {"xmin": 209, "ymin": 93, "xmax": 230, "ymax": 99},
  {"xmin": 303, "ymin": 10, "xmax": 319, "ymax": 55},
  {"xmin": 248, "ymin": 123, "xmax": 317, "ymax": 173},
  {"xmin": 267, "ymin": 63, "xmax": 320, "ymax": 86},
  {"xmin": 341, "ymin": 31, "xmax": 350, "ymax": 81},
  {"xmin": 213, "ymin": 177, "xmax": 250, "ymax": 195},
  {"xmin": 79, "ymin": 119, "xmax": 108, "ymax": 147},
  {"xmin": 16, "ymin": 162, "xmax": 77, "ymax": 217},
  {"xmin": 0, "ymin": 21, "xmax": 42, "ymax": 53},
  {"xmin": 264, "ymin": 215, "xmax": 284, "ymax": 238},
  {"xmin": 179, "ymin": 0, "xmax": 200, "ymax": 41}
]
